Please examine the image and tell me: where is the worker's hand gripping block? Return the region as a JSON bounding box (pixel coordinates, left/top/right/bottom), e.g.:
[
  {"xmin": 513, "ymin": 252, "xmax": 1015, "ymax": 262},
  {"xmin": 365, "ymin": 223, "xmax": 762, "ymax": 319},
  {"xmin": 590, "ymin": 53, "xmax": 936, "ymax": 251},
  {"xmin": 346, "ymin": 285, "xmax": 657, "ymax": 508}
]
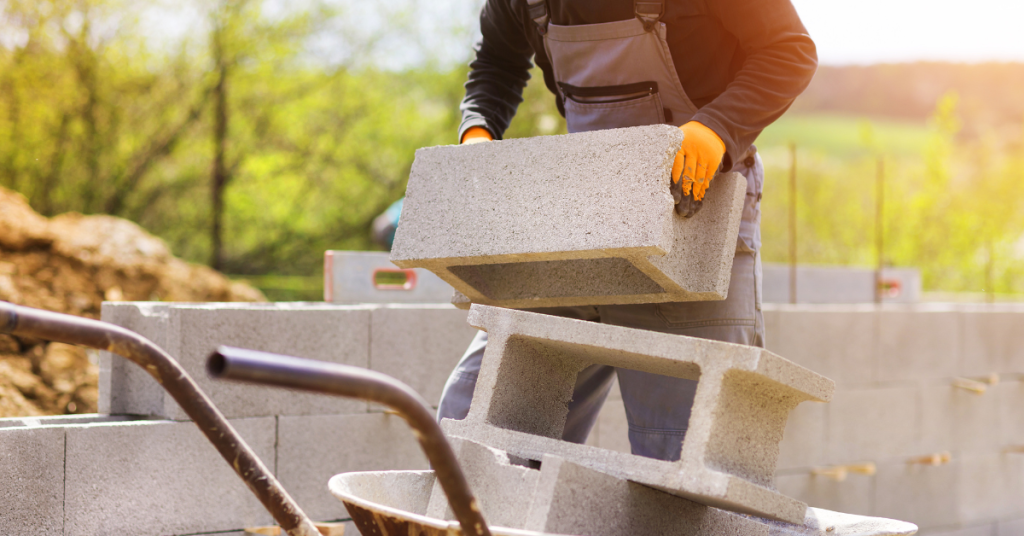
[
  {"xmin": 442, "ymin": 305, "xmax": 835, "ymax": 524},
  {"xmin": 389, "ymin": 125, "xmax": 747, "ymax": 309}
]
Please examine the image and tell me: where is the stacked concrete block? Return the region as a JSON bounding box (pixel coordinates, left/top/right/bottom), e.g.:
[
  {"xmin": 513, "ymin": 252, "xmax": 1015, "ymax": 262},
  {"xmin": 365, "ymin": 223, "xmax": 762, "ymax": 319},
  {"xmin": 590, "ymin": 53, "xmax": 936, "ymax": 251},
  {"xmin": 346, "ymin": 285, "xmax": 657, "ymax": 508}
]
[
  {"xmin": 958, "ymin": 307, "xmax": 1024, "ymax": 377},
  {"xmin": 357, "ymin": 436, "xmax": 916, "ymax": 536},
  {"xmin": 64, "ymin": 417, "xmax": 276, "ymax": 536},
  {"xmin": 84, "ymin": 301, "xmax": 475, "ymax": 534},
  {"xmin": 872, "ymin": 462, "xmax": 960, "ymax": 528},
  {"xmin": 524, "ymin": 455, "xmax": 769, "ymax": 536},
  {"xmin": 276, "ymin": 413, "xmax": 429, "ymax": 521},
  {"xmin": 773, "ymin": 472, "xmax": 873, "ymax": 517},
  {"xmin": 762, "ymin": 306, "xmax": 877, "ymax": 387},
  {"xmin": 368, "ymin": 304, "xmax": 476, "ymax": 407},
  {"xmin": 875, "ymin": 307, "xmax": 961, "ymax": 383},
  {"xmin": 100, "ymin": 302, "xmax": 373, "ymax": 419},
  {"xmin": 423, "ymin": 437, "xmax": 768, "ymax": 535},
  {"xmin": 761, "ymin": 264, "xmax": 922, "ymax": 304},
  {"xmin": 765, "ymin": 304, "xmax": 1024, "ymax": 534},
  {"xmin": 586, "ymin": 304, "xmax": 1024, "ymax": 533},
  {"xmin": 424, "ymin": 437, "xmax": 542, "ymax": 527},
  {"xmin": 443, "ymin": 304, "xmax": 834, "ymax": 523},
  {"xmin": 997, "ymin": 517, "xmax": 1024, "ymax": 535},
  {"xmin": 825, "ymin": 387, "xmax": 920, "ymax": 463},
  {"xmin": 390, "ymin": 125, "xmax": 748, "ymax": 309},
  {"xmin": 0, "ymin": 426, "xmax": 65, "ymax": 534},
  {"xmin": 774, "ymin": 401, "xmax": 827, "ymax": 472}
]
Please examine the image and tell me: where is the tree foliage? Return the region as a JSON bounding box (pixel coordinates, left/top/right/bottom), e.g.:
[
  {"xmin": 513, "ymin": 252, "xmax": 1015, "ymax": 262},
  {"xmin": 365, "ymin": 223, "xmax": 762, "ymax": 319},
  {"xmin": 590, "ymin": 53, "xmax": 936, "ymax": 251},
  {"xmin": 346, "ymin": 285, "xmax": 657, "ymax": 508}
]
[{"xmin": 2, "ymin": 1, "xmax": 1022, "ymax": 297}]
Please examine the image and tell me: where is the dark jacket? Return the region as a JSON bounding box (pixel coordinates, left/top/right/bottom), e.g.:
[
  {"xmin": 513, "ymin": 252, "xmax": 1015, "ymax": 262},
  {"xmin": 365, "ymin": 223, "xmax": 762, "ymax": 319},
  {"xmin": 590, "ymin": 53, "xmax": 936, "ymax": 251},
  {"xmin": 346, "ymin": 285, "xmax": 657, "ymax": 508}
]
[{"xmin": 458, "ymin": 0, "xmax": 817, "ymax": 170}]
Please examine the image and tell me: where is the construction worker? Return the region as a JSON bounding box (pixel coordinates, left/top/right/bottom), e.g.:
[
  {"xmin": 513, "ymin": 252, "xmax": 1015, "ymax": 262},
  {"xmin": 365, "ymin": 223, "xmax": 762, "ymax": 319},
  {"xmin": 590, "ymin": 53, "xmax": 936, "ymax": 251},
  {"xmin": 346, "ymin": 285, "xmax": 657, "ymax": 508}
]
[{"xmin": 437, "ymin": 0, "xmax": 817, "ymax": 461}]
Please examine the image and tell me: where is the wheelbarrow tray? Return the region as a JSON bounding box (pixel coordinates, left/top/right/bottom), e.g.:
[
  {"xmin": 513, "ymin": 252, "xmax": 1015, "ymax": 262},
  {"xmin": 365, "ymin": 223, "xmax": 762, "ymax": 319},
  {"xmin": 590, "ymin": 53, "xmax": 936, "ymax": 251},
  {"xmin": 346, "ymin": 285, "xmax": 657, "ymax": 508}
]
[
  {"xmin": 329, "ymin": 470, "xmax": 919, "ymax": 536},
  {"xmin": 330, "ymin": 470, "xmax": 562, "ymax": 536}
]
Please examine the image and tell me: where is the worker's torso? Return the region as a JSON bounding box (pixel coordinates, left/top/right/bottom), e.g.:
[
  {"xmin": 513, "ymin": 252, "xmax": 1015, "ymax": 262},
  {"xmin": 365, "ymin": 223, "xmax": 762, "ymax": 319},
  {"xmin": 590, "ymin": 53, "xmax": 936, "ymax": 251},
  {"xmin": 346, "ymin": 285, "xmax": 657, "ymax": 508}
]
[{"xmin": 520, "ymin": 0, "xmax": 745, "ymax": 110}]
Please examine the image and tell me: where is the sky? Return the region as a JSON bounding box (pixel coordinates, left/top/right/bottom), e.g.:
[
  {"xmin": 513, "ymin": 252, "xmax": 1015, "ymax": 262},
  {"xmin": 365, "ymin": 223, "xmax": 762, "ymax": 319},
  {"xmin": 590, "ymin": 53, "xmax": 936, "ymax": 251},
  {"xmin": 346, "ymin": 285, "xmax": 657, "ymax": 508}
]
[
  {"xmin": 128, "ymin": 0, "xmax": 1024, "ymax": 69},
  {"xmin": 792, "ymin": 0, "xmax": 1024, "ymax": 64}
]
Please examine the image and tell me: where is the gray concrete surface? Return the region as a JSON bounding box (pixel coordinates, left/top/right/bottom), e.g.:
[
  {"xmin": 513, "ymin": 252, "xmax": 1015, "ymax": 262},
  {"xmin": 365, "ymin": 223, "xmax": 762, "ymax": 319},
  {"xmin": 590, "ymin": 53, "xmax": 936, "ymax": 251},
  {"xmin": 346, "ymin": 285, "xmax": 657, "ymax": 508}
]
[
  {"xmin": 524, "ymin": 455, "xmax": 768, "ymax": 536},
  {"xmin": 9, "ymin": 302, "xmax": 1024, "ymax": 534},
  {"xmin": 369, "ymin": 304, "xmax": 477, "ymax": 407},
  {"xmin": 391, "ymin": 125, "xmax": 747, "ymax": 309},
  {"xmin": 0, "ymin": 426, "xmax": 65, "ymax": 535},
  {"xmin": 445, "ymin": 304, "xmax": 833, "ymax": 523},
  {"xmin": 762, "ymin": 265, "xmax": 921, "ymax": 304},
  {"xmin": 63, "ymin": 417, "xmax": 277, "ymax": 536},
  {"xmin": 873, "ymin": 461, "xmax": 960, "ymax": 530},
  {"xmin": 825, "ymin": 387, "xmax": 919, "ymax": 463},
  {"xmin": 100, "ymin": 302, "xmax": 372, "ymax": 420},
  {"xmin": 424, "ymin": 436, "xmax": 540, "ymax": 528},
  {"xmin": 763, "ymin": 306, "xmax": 878, "ymax": 387},
  {"xmin": 876, "ymin": 309, "xmax": 960, "ymax": 382},
  {"xmin": 276, "ymin": 412, "xmax": 429, "ymax": 522},
  {"xmin": 774, "ymin": 472, "xmax": 873, "ymax": 520}
]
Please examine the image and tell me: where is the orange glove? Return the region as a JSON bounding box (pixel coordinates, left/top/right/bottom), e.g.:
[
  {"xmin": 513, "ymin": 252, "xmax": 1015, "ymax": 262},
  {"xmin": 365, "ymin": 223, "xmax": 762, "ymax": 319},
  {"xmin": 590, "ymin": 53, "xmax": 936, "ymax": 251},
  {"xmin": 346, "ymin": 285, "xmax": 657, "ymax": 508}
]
[
  {"xmin": 461, "ymin": 126, "xmax": 493, "ymax": 144},
  {"xmin": 671, "ymin": 121, "xmax": 726, "ymax": 202}
]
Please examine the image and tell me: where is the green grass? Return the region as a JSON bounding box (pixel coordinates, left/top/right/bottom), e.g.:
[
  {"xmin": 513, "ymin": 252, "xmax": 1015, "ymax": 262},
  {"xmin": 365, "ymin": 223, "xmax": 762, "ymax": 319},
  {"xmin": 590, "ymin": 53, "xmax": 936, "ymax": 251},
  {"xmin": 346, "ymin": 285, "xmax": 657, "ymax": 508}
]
[
  {"xmin": 230, "ymin": 275, "xmax": 323, "ymax": 302},
  {"xmin": 757, "ymin": 113, "xmax": 932, "ymax": 158}
]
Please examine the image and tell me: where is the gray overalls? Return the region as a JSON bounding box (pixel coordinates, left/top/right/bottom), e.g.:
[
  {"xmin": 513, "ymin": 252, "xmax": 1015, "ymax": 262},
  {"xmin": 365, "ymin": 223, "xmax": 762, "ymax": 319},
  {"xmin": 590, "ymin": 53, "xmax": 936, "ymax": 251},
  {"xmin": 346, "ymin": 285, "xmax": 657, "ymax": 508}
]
[{"xmin": 437, "ymin": 0, "xmax": 766, "ymax": 462}]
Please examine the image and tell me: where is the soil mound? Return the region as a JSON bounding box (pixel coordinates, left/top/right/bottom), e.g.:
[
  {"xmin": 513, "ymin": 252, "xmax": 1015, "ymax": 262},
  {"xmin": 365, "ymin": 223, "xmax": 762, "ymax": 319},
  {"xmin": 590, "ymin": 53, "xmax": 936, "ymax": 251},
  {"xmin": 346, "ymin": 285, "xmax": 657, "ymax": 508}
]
[{"xmin": 0, "ymin": 187, "xmax": 266, "ymax": 417}]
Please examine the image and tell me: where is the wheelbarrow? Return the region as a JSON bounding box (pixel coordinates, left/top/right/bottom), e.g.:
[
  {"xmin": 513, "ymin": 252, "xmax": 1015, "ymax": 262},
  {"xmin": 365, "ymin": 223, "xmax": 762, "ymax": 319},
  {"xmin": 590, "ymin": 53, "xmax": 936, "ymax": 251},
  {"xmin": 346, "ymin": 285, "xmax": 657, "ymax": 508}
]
[
  {"xmin": 206, "ymin": 348, "xmax": 918, "ymax": 536},
  {"xmin": 0, "ymin": 302, "xmax": 492, "ymax": 536}
]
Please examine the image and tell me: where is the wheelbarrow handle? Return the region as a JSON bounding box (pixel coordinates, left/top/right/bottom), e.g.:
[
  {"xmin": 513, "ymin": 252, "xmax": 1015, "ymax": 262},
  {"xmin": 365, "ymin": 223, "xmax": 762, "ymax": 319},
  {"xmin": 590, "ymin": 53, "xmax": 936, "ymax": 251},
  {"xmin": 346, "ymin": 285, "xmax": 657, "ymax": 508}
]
[
  {"xmin": 207, "ymin": 346, "xmax": 493, "ymax": 536},
  {"xmin": 0, "ymin": 302, "xmax": 320, "ymax": 536}
]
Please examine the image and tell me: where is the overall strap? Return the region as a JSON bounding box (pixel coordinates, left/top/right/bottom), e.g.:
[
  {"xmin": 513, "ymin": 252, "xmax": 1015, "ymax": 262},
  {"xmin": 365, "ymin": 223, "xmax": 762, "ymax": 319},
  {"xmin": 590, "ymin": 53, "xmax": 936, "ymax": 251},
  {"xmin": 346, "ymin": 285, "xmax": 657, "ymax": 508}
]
[
  {"xmin": 525, "ymin": 0, "xmax": 550, "ymax": 35},
  {"xmin": 634, "ymin": 0, "xmax": 664, "ymax": 31}
]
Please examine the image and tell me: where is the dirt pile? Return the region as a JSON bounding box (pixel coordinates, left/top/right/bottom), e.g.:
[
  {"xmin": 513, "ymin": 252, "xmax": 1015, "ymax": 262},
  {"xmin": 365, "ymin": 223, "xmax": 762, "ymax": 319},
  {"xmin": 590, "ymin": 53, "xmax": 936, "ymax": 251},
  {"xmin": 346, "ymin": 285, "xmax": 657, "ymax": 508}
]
[{"xmin": 0, "ymin": 186, "xmax": 266, "ymax": 417}]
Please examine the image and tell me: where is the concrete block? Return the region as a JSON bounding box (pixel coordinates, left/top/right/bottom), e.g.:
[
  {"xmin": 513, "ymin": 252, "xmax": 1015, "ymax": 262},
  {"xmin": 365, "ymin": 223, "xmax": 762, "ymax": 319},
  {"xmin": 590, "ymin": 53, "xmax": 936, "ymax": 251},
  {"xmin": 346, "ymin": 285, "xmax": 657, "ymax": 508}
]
[
  {"xmin": 920, "ymin": 524, "xmax": 994, "ymax": 536},
  {"xmin": 424, "ymin": 437, "xmax": 540, "ymax": 528},
  {"xmin": 997, "ymin": 381, "xmax": 1024, "ymax": 448},
  {"xmin": 825, "ymin": 387, "xmax": 919, "ymax": 463},
  {"xmin": 956, "ymin": 455, "xmax": 1022, "ymax": 525},
  {"xmin": 0, "ymin": 426, "xmax": 65, "ymax": 534},
  {"xmin": 99, "ymin": 301, "xmax": 173, "ymax": 415},
  {"xmin": 774, "ymin": 473, "xmax": 873, "ymax": 518},
  {"xmin": 101, "ymin": 302, "xmax": 371, "ymax": 420},
  {"xmin": 919, "ymin": 384, "xmax": 999, "ymax": 455},
  {"xmin": 873, "ymin": 460, "xmax": 959, "ymax": 530},
  {"xmin": 276, "ymin": 413, "xmax": 429, "ymax": 522},
  {"xmin": 777, "ymin": 400, "xmax": 827, "ymax": 471},
  {"xmin": 960, "ymin": 311, "xmax": 1024, "ymax": 377},
  {"xmin": 324, "ymin": 250, "xmax": 455, "ymax": 304},
  {"xmin": 761, "ymin": 264, "xmax": 921, "ymax": 304},
  {"xmin": 390, "ymin": 125, "xmax": 747, "ymax": 309},
  {"xmin": 368, "ymin": 305, "xmax": 477, "ymax": 407},
  {"xmin": 444, "ymin": 304, "xmax": 834, "ymax": 523},
  {"xmin": 997, "ymin": 517, "xmax": 1024, "ymax": 536},
  {"xmin": 763, "ymin": 305, "xmax": 877, "ymax": 387},
  {"xmin": 876, "ymin": 308, "xmax": 960, "ymax": 382},
  {"xmin": 523, "ymin": 455, "xmax": 768, "ymax": 536},
  {"xmin": 63, "ymin": 417, "xmax": 277, "ymax": 536}
]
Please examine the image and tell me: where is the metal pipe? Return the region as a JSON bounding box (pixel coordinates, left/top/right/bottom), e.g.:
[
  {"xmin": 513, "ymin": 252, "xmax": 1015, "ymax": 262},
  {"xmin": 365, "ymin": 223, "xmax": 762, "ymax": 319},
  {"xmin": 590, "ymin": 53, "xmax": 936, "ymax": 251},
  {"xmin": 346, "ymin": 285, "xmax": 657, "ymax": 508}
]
[
  {"xmin": 207, "ymin": 346, "xmax": 492, "ymax": 536},
  {"xmin": 0, "ymin": 302, "xmax": 319, "ymax": 536}
]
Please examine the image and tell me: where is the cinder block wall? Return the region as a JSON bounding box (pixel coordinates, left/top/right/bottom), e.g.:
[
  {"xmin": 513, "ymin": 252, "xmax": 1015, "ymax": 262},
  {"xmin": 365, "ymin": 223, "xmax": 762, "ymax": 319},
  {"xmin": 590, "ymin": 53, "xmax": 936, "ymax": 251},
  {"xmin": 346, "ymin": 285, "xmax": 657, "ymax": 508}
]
[
  {"xmin": 587, "ymin": 303, "xmax": 1024, "ymax": 536},
  {"xmin": 5, "ymin": 301, "xmax": 1024, "ymax": 535},
  {"xmin": 2, "ymin": 302, "xmax": 478, "ymax": 536}
]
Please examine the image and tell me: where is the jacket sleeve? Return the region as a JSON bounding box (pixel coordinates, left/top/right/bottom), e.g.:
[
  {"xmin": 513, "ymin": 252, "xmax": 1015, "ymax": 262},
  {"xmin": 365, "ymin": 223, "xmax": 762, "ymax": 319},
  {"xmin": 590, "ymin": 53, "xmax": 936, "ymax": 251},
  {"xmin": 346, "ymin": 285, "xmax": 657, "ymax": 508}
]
[
  {"xmin": 458, "ymin": 0, "xmax": 536, "ymax": 141},
  {"xmin": 693, "ymin": 0, "xmax": 817, "ymax": 170}
]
